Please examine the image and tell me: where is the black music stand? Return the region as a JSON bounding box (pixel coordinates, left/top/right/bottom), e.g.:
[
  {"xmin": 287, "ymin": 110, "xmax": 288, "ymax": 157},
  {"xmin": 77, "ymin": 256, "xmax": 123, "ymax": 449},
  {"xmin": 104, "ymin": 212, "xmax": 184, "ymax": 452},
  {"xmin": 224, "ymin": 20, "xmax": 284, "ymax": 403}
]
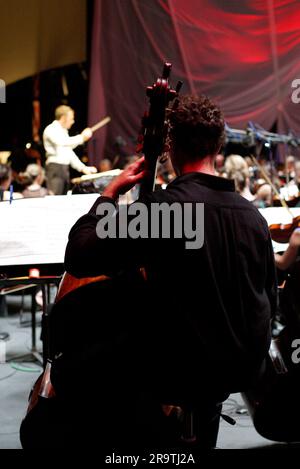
[{"xmin": 0, "ymin": 276, "xmax": 61, "ymax": 365}]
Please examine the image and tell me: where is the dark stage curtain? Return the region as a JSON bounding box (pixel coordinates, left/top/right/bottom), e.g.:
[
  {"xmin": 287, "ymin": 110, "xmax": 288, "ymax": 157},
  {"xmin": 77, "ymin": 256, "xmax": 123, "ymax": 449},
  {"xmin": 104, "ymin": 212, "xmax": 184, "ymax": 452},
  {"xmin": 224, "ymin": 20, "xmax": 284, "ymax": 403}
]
[{"xmin": 88, "ymin": 0, "xmax": 300, "ymax": 165}]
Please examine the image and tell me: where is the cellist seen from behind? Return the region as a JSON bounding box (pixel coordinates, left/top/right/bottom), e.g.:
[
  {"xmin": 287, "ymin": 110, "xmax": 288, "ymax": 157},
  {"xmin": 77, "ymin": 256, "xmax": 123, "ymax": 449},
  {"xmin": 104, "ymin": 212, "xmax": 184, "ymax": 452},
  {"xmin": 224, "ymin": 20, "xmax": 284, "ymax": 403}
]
[{"xmin": 47, "ymin": 94, "xmax": 277, "ymax": 450}]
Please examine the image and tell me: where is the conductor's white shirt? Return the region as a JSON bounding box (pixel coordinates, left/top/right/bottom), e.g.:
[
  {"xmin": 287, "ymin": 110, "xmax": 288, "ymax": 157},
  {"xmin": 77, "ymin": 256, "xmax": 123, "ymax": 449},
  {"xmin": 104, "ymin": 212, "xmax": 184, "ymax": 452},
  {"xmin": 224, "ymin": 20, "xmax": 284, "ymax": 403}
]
[{"xmin": 43, "ymin": 120, "xmax": 85, "ymax": 172}]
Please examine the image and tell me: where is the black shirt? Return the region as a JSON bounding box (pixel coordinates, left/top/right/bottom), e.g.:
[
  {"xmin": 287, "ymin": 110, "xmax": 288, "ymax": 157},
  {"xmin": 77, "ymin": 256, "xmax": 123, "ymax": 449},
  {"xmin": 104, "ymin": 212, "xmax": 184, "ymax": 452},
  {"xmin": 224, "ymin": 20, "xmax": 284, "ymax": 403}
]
[{"xmin": 64, "ymin": 172, "xmax": 277, "ymax": 397}]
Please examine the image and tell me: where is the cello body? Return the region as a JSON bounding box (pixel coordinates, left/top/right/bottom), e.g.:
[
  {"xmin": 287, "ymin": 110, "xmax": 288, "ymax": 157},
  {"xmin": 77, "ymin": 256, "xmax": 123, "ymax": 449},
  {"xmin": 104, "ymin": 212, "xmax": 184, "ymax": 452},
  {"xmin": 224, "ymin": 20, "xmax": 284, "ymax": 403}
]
[{"xmin": 20, "ymin": 271, "xmax": 141, "ymax": 448}]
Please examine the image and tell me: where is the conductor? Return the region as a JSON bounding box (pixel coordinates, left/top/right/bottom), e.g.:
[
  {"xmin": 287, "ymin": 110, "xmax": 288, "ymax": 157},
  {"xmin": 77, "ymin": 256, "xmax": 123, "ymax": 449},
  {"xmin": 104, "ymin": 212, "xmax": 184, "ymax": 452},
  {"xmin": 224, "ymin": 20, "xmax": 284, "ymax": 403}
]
[{"xmin": 43, "ymin": 105, "xmax": 97, "ymax": 195}]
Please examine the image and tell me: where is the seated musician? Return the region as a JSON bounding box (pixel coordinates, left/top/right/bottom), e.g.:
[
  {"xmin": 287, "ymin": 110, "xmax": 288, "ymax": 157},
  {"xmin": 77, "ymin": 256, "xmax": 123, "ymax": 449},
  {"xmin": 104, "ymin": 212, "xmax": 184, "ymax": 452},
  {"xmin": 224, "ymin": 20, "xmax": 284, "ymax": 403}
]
[
  {"xmin": 0, "ymin": 164, "xmax": 23, "ymax": 201},
  {"xmin": 286, "ymin": 155, "xmax": 296, "ymax": 181},
  {"xmin": 214, "ymin": 153, "xmax": 225, "ymax": 177},
  {"xmin": 98, "ymin": 158, "xmax": 113, "ymax": 173},
  {"xmin": 22, "ymin": 164, "xmax": 50, "ymax": 198},
  {"xmin": 274, "ymin": 229, "xmax": 300, "ymax": 335},
  {"xmin": 253, "ymin": 182, "xmax": 272, "ymax": 208},
  {"xmin": 285, "ymin": 160, "xmax": 300, "ymax": 204},
  {"xmin": 274, "ymin": 228, "xmax": 300, "ymax": 271},
  {"xmin": 50, "ymin": 95, "xmax": 277, "ymax": 450},
  {"xmin": 224, "ymin": 154, "xmax": 255, "ymax": 201}
]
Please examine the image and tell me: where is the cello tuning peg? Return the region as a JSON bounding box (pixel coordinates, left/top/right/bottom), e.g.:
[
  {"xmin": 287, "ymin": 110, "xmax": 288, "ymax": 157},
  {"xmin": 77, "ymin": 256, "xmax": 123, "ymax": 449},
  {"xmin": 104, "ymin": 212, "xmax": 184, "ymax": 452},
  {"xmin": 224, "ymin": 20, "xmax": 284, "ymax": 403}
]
[{"xmin": 162, "ymin": 62, "xmax": 172, "ymax": 79}]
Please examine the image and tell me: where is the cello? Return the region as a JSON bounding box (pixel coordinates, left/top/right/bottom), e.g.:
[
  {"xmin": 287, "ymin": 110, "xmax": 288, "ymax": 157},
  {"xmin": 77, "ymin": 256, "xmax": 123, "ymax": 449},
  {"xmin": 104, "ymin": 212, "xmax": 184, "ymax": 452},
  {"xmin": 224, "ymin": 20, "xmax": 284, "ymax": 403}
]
[{"xmin": 20, "ymin": 63, "xmax": 182, "ymax": 448}]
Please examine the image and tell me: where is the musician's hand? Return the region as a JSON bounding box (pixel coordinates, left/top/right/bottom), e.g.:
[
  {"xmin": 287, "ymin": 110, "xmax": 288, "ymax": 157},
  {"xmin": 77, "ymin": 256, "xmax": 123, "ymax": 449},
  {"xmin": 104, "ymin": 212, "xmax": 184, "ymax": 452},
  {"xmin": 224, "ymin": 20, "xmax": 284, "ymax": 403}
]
[
  {"xmin": 290, "ymin": 227, "xmax": 300, "ymax": 247},
  {"xmin": 81, "ymin": 128, "xmax": 93, "ymax": 142},
  {"xmin": 82, "ymin": 166, "xmax": 97, "ymax": 175},
  {"xmin": 102, "ymin": 157, "xmax": 147, "ymax": 200}
]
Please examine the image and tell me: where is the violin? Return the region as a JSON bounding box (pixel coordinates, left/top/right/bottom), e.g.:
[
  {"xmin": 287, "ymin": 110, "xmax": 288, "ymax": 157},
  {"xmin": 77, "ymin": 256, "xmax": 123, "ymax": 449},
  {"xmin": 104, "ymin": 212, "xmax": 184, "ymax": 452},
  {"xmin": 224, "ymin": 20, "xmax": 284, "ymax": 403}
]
[{"xmin": 269, "ymin": 215, "xmax": 300, "ymax": 244}]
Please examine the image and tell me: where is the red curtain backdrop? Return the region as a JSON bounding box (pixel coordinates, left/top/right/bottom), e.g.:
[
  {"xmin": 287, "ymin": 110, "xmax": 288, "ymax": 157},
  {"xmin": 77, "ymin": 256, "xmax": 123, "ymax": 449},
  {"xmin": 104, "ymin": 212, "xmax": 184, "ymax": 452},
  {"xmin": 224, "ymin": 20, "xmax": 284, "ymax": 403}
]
[{"xmin": 88, "ymin": 0, "xmax": 300, "ymax": 165}]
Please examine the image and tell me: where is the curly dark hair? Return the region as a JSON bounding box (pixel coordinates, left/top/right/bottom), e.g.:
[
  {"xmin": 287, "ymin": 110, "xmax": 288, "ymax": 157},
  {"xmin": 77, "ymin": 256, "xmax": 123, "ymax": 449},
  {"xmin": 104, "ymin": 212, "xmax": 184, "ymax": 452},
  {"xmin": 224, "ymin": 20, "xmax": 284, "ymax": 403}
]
[{"xmin": 167, "ymin": 94, "xmax": 225, "ymax": 161}]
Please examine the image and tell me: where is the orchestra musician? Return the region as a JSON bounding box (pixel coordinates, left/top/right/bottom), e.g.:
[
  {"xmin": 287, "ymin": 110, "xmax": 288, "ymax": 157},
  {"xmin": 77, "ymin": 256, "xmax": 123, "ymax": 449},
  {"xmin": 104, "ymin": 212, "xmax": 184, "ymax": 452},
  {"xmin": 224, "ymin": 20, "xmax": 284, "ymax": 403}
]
[
  {"xmin": 49, "ymin": 95, "xmax": 277, "ymax": 449},
  {"xmin": 0, "ymin": 164, "xmax": 23, "ymax": 201},
  {"xmin": 224, "ymin": 154, "xmax": 255, "ymax": 202},
  {"xmin": 286, "ymin": 155, "xmax": 296, "ymax": 181},
  {"xmin": 274, "ymin": 228, "xmax": 300, "ymax": 271},
  {"xmin": 43, "ymin": 105, "xmax": 97, "ymax": 195},
  {"xmin": 288, "ymin": 160, "xmax": 300, "ymax": 193},
  {"xmin": 272, "ymin": 228, "xmax": 300, "ymax": 349}
]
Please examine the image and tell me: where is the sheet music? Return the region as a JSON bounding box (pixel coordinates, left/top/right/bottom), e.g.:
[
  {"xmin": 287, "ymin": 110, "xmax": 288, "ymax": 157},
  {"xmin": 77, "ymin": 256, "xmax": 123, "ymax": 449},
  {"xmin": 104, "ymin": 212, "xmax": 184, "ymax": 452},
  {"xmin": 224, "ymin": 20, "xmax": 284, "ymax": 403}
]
[
  {"xmin": 1, "ymin": 198, "xmax": 295, "ymax": 267},
  {"xmin": 0, "ymin": 194, "xmax": 100, "ymax": 266}
]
